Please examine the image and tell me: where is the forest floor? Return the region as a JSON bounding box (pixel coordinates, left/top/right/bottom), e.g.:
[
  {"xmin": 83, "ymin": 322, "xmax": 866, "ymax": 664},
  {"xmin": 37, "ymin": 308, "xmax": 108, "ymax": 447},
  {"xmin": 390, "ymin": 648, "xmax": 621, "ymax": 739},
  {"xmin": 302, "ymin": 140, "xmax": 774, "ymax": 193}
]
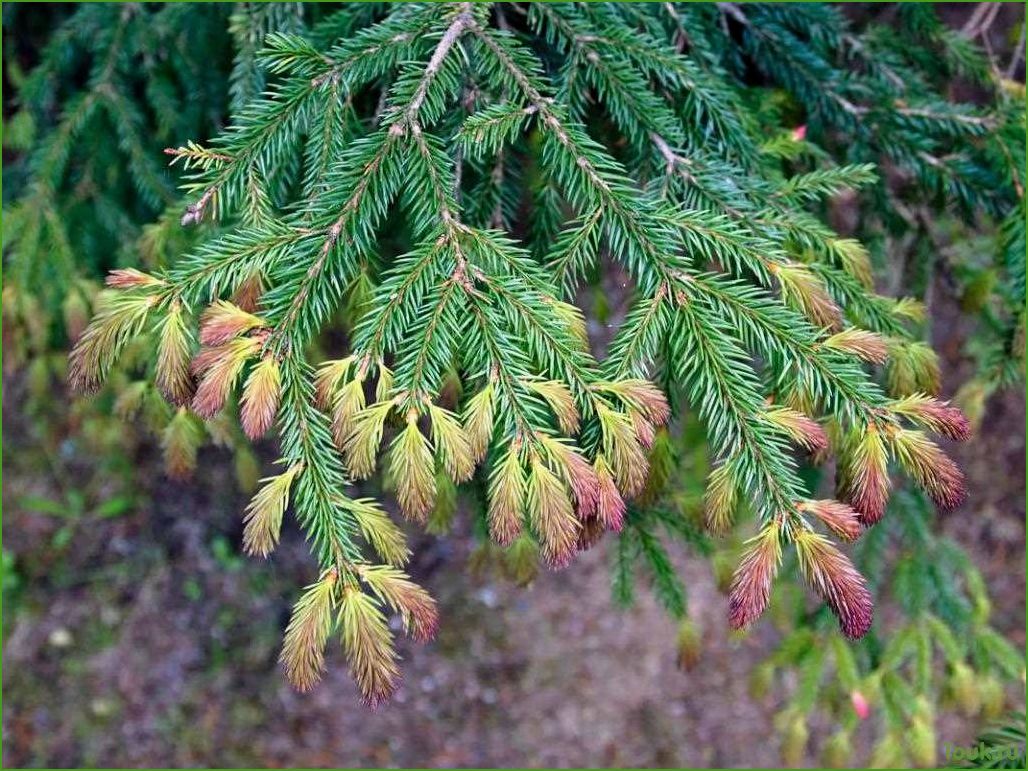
[{"xmin": 2, "ymin": 270, "xmax": 1025, "ymax": 768}]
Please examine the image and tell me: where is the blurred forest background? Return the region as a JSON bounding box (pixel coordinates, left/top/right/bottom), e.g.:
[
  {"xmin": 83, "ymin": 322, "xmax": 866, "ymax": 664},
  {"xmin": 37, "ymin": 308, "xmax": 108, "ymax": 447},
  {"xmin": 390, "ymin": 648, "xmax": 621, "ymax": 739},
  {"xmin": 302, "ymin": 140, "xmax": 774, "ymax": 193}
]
[{"xmin": 2, "ymin": 2, "xmax": 1025, "ymax": 768}]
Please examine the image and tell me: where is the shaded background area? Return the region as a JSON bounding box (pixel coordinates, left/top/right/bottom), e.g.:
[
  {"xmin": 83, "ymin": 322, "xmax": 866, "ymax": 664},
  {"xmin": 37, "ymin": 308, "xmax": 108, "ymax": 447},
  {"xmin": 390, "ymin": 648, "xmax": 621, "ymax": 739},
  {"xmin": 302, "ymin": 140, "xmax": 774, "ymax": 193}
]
[
  {"xmin": 2, "ymin": 2, "xmax": 1026, "ymax": 768},
  {"xmin": 2, "ymin": 272, "xmax": 1024, "ymax": 768}
]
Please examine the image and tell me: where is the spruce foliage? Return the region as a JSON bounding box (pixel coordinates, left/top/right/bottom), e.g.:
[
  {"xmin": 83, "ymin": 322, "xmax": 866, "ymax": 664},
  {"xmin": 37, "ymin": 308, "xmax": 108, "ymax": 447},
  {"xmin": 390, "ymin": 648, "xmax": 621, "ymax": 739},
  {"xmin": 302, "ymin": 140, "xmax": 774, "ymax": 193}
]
[{"xmin": 5, "ymin": 2, "xmax": 1021, "ymax": 711}]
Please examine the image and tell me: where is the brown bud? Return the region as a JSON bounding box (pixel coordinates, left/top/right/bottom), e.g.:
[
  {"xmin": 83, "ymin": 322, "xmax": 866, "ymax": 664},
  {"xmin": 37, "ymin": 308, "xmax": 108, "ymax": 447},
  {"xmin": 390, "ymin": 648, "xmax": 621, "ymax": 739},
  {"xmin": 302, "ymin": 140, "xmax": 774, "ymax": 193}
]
[
  {"xmin": 105, "ymin": 268, "xmax": 164, "ymax": 290},
  {"xmin": 231, "ymin": 272, "xmax": 265, "ymax": 313},
  {"xmin": 240, "ymin": 356, "xmax": 282, "ymax": 439},
  {"xmin": 793, "ymin": 530, "xmax": 873, "ymax": 639},
  {"xmin": 728, "ymin": 524, "xmax": 782, "ymax": 631},
  {"xmin": 594, "ymin": 455, "xmax": 626, "ymax": 532},
  {"xmin": 338, "ymin": 588, "xmax": 400, "ymax": 708},
  {"xmin": 798, "ymin": 499, "xmax": 862, "ymax": 542},
  {"xmin": 487, "ymin": 447, "xmax": 525, "ymax": 546},
  {"xmin": 388, "ymin": 420, "xmax": 436, "ymax": 522},
  {"xmin": 889, "ymin": 394, "xmax": 971, "ymax": 442},
  {"xmin": 280, "ymin": 570, "xmax": 337, "ymax": 692},
  {"xmin": 822, "ymin": 328, "xmax": 888, "ymax": 364},
  {"xmin": 839, "ymin": 423, "xmax": 890, "ymax": 526},
  {"xmin": 527, "ymin": 457, "xmax": 579, "ymax": 568},
  {"xmin": 191, "ymin": 337, "xmax": 261, "ymax": 419},
  {"xmin": 539, "ymin": 436, "xmax": 598, "ymax": 519},
  {"xmin": 764, "ymin": 406, "xmax": 828, "ymax": 453},
  {"xmin": 704, "ymin": 461, "xmax": 738, "ymax": 536},
  {"xmin": 888, "ymin": 429, "xmax": 967, "ymax": 510},
  {"xmin": 358, "ymin": 565, "xmax": 439, "ymax": 643},
  {"xmin": 198, "ymin": 300, "xmax": 265, "ymax": 347}
]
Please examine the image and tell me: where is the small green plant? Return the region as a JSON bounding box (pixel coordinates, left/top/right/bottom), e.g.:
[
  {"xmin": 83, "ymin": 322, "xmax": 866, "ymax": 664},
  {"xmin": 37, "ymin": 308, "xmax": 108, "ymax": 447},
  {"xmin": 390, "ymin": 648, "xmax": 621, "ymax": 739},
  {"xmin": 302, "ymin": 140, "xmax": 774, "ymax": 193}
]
[{"xmin": 18, "ymin": 491, "xmax": 134, "ymax": 549}]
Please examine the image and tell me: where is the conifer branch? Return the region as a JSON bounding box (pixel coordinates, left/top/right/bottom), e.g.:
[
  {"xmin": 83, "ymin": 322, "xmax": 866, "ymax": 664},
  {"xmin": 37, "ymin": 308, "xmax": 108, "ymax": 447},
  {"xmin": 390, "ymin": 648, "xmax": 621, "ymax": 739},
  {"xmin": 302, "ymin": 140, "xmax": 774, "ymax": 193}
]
[{"xmin": 51, "ymin": 2, "xmax": 1015, "ymax": 703}]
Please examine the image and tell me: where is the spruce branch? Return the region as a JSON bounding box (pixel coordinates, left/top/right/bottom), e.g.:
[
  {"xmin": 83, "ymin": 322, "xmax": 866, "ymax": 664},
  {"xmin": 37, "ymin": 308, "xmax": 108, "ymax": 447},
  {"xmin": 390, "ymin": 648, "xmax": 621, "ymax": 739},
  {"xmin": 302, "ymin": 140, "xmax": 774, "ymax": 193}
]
[{"xmin": 53, "ymin": 2, "xmax": 1015, "ymax": 703}]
